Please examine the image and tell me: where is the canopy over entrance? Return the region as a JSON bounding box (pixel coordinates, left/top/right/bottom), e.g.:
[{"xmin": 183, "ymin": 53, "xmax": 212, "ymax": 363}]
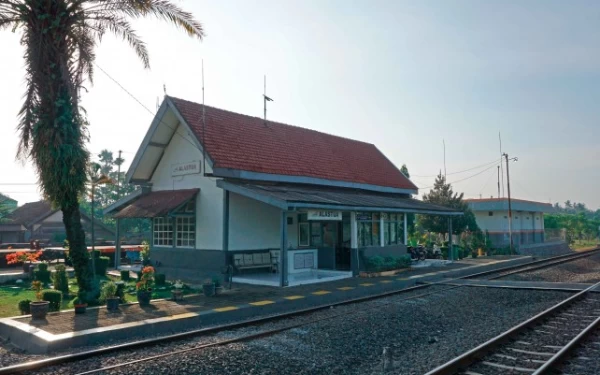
[
  {"xmin": 216, "ymin": 180, "xmax": 462, "ymax": 215},
  {"xmin": 112, "ymin": 189, "xmax": 199, "ymax": 218}
]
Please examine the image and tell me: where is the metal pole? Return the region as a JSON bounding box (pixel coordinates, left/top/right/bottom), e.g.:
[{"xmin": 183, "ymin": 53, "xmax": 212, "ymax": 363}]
[
  {"xmin": 403, "ymin": 213, "xmax": 408, "ymax": 245},
  {"xmin": 448, "ymin": 217, "xmax": 453, "ymax": 261},
  {"xmin": 497, "ymin": 165, "xmax": 500, "ymax": 198},
  {"xmin": 115, "ymin": 150, "xmax": 122, "ymax": 269},
  {"xmin": 91, "ymin": 184, "xmax": 96, "ymax": 276},
  {"xmin": 279, "ymin": 211, "xmax": 288, "ymax": 287},
  {"xmin": 504, "ymin": 153, "xmax": 514, "ymax": 254}
]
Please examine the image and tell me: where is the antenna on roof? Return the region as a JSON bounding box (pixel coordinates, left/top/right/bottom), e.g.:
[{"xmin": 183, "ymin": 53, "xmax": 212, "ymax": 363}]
[
  {"xmin": 163, "ymin": 83, "xmax": 167, "ymax": 96},
  {"xmin": 156, "ymin": 97, "xmax": 159, "ymax": 112},
  {"xmin": 263, "ymin": 75, "xmax": 273, "ymax": 126},
  {"xmin": 202, "ymin": 59, "xmax": 207, "ymax": 176}
]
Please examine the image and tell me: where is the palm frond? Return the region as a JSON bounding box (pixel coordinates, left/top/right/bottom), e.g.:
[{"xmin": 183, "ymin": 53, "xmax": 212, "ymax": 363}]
[
  {"xmin": 88, "ymin": 0, "xmax": 204, "ymax": 39},
  {"xmin": 90, "ymin": 15, "xmax": 149, "ymax": 68}
]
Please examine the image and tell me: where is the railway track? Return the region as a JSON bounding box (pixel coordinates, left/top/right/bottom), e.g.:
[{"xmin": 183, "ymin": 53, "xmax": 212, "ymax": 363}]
[
  {"xmin": 425, "ymin": 281, "xmax": 600, "ymax": 375},
  {"xmin": 0, "ymin": 248, "xmax": 597, "ymax": 375}
]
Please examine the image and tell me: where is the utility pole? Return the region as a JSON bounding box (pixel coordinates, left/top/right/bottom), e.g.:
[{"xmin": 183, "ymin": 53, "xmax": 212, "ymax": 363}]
[{"xmin": 503, "ymin": 153, "xmax": 513, "ymax": 254}]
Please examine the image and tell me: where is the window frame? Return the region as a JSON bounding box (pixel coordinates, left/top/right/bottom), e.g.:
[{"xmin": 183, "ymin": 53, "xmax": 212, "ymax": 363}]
[{"xmin": 153, "ymin": 217, "xmax": 174, "ymax": 247}]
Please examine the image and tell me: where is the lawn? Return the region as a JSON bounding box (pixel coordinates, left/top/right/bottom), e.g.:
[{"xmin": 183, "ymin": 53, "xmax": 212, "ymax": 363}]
[
  {"xmin": 0, "ymin": 274, "xmax": 199, "ymax": 318},
  {"xmin": 572, "ymin": 239, "xmax": 599, "ymax": 250}
]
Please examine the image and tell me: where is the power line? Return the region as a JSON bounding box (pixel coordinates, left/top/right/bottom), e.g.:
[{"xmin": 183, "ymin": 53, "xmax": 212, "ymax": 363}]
[
  {"xmin": 411, "ymin": 158, "xmax": 501, "ymax": 178},
  {"xmin": 417, "ymin": 162, "xmax": 500, "ymax": 190},
  {"xmin": 94, "ymin": 64, "xmax": 205, "ymax": 160},
  {"xmin": 478, "ymin": 167, "xmax": 497, "ymax": 196}
]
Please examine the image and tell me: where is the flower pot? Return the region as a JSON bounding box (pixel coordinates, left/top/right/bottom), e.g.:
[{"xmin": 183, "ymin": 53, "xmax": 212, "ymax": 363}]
[
  {"xmin": 171, "ymin": 289, "xmax": 184, "ymax": 301},
  {"xmin": 137, "ymin": 290, "xmax": 152, "ymax": 306},
  {"xmin": 215, "ymin": 286, "xmax": 224, "ymax": 296},
  {"xmin": 203, "ymin": 283, "xmax": 215, "ymax": 297},
  {"xmin": 30, "ymin": 301, "xmax": 50, "ymax": 320},
  {"xmin": 106, "ymin": 297, "xmax": 120, "ymax": 311},
  {"xmin": 74, "ymin": 303, "xmax": 87, "ymax": 314}
]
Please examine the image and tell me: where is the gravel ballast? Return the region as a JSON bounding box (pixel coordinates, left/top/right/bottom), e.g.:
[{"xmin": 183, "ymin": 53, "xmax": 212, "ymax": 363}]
[
  {"xmin": 502, "ymin": 252, "xmax": 600, "ymax": 284},
  {"xmin": 24, "ymin": 286, "xmax": 573, "ymax": 375}
]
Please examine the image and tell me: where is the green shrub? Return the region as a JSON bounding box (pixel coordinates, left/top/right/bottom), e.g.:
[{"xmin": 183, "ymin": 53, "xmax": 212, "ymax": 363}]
[
  {"xmin": 115, "ymin": 282, "xmax": 126, "ymax": 303},
  {"xmin": 120, "ymin": 270, "xmax": 130, "ymax": 281},
  {"xmin": 42, "ymin": 290, "xmax": 62, "ymax": 312},
  {"xmin": 92, "ymin": 250, "xmax": 101, "ymax": 260},
  {"xmin": 366, "ymin": 255, "xmax": 411, "ymax": 272},
  {"xmin": 35, "ymin": 263, "xmax": 52, "ymax": 284},
  {"xmin": 95, "ymin": 256, "xmax": 110, "ymax": 275},
  {"xmin": 155, "ymin": 274, "xmax": 166, "ymax": 286},
  {"xmin": 53, "ymin": 264, "xmax": 69, "ymax": 295},
  {"xmin": 18, "ymin": 299, "xmax": 31, "ymax": 315},
  {"xmin": 212, "ymin": 275, "xmax": 221, "ymax": 287},
  {"xmin": 101, "ymin": 281, "xmax": 118, "ymax": 300},
  {"xmin": 440, "ymin": 246, "xmax": 449, "ymax": 260}
]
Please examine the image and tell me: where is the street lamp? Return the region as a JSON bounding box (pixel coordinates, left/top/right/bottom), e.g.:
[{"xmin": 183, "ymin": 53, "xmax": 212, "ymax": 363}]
[{"xmin": 88, "ymin": 163, "xmax": 113, "ymax": 276}]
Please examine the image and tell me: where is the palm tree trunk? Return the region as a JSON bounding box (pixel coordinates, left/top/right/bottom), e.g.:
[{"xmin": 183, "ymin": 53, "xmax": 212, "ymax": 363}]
[{"xmin": 62, "ymin": 201, "xmax": 97, "ymax": 301}]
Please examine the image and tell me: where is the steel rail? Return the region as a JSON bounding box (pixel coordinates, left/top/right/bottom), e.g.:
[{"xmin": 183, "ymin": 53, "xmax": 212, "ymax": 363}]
[
  {"xmin": 0, "ymin": 248, "xmax": 597, "ymax": 375},
  {"xmin": 424, "ymin": 281, "xmax": 600, "ymax": 375},
  {"xmin": 463, "ymin": 247, "xmax": 600, "ymax": 280},
  {"xmin": 532, "ymin": 309, "xmax": 600, "ymax": 374}
]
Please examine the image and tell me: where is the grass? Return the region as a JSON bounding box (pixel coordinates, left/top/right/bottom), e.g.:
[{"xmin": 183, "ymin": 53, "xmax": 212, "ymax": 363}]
[
  {"xmin": 572, "ymin": 239, "xmax": 599, "ymax": 250},
  {"xmin": 0, "ymin": 274, "xmax": 200, "ymax": 318}
]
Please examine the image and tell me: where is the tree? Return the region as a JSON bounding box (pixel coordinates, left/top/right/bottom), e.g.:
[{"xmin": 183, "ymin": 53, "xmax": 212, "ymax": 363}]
[
  {"xmin": 2, "ymin": 0, "xmax": 204, "ymax": 301},
  {"xmin": 417, "ymin": 173, "xmax": 479, "ymax": 235}
]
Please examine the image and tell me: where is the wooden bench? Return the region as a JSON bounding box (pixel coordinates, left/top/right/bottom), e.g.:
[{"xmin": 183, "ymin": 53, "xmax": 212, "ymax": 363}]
[{"xmin": 233, "ymin": 252, "xmax": 277, "ymax": 273}]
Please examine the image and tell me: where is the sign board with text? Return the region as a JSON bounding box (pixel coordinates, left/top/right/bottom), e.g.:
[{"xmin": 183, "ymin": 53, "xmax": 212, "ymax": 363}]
[
  {"xmin": 172, "ymin": 161, "xmax": 201, "ymax": 177},
  {"xmin": 307, "ymin": 210, "xmax": 342, "ymax": 221}
]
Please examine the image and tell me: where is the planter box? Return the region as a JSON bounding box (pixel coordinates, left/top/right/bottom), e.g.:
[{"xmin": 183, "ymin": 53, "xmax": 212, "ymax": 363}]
[{"xmin": 359, "ymin": 268, "xmax": 409, "ymax": 278}]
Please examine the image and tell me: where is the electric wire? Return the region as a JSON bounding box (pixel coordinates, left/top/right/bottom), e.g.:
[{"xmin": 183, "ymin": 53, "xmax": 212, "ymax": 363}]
[
  {"xmin": 417, "ymin": 162, "xmax": 500, "ymax": 190},
  {"xmin": 411, "ymin": 158, "xmax": 501, "ymax": 178}
]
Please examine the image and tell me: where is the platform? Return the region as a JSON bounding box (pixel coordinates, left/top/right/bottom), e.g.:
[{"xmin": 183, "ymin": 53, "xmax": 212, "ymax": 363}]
[{"xmin": 0, "ymin": 255, "xmax": 535, "ymax": 354}]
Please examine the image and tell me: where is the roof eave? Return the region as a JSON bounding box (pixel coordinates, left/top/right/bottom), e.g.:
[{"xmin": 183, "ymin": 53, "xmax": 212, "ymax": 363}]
[{"xmin": 213, "ymin": 168, "xmax": 418, "ymax": 196}]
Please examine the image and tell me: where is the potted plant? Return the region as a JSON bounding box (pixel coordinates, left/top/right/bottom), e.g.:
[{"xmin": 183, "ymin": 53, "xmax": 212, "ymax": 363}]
[
  {"xmin": 102, "ymin": 281, "xmax": 120, "ymax": 311},
  {"xmin": 140, "ymin": 240, "xmax": 151, "ymax": 266},
  {"xmin": 202, "ymin": 278, "xmax": 215, "ymax": 297},
  {"xmin": 73, "ymin": 292, "xmax": 88, "ymax": 314},
  {"xmin": 136, "ymin": 266, "xmax": 154, "ymax": 306},
  {"xmin": 6, "ymin": 250, "xmax": 42, "ymax": 273},
  {"xmin": 30, "ymin": 280, "xmax": 50, "ymax": 320},
  {"xmin": 213, "ymin": 276, "xmax": 223, "ymax": 296},
  {"xmin": 172, "ymin": 280, "xmax": 184, "ymax": 301}
]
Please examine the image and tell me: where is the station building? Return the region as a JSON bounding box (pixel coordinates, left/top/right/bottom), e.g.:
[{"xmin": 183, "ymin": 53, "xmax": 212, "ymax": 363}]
[
  {"xmin": 465, "ymin": 198, "xmax": 554, "ymax": 248},
  {"xmin": 105, "ymin": 96, "xmax": 461, "ymax": 286}
]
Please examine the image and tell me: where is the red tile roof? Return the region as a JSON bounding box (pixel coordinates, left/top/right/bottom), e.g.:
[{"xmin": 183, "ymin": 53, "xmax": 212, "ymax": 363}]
[
  {"xmin": 114, "ymin": 189, "xmax": 199, "ymax": 218},
  {"xmin": 169, "ymin": 97, "xmax": 417, "ymax": 191}
]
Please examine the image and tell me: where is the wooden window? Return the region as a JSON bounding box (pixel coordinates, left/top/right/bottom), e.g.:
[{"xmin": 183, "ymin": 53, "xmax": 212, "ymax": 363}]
[{"xmin": 153, "ymin": 217, "xmax": 173, "ymax": 246}]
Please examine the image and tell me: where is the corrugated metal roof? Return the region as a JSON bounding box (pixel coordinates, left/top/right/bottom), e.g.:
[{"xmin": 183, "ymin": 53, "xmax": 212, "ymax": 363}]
[
  {"xmin": 219, "ymin": 181, "xmax": 461, "ymax": 215},
  {"xmin": 113, "ymin": 189, "xmax": 199, "ymax": 218}
]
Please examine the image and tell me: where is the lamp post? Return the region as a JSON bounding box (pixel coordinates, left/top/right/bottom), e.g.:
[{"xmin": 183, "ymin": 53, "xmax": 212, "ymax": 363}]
[{"xmin": 88, "ymin": 163, "xmax": 113, "ymax": 276}]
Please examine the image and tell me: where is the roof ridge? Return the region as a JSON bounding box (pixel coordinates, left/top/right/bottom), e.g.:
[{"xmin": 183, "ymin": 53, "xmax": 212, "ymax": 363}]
[{"xmin": 167, "ymin": 95, "xmax": 377, "ymax": 147}]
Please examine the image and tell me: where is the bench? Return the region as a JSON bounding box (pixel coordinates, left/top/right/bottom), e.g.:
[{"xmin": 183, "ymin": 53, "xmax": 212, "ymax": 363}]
[{"xmin": 233, "ymin": 252, "xmax": 278, "ymax": 273}]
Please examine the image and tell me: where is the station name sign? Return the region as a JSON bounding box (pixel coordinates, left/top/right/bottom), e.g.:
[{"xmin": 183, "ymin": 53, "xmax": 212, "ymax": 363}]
[
  {"xmin": 172, "ymin": 161, "xmax": 201, "ymax": 177},
  {"xmin": 307, "ymin": 210, "xmax": 342, "ymax": 221}
]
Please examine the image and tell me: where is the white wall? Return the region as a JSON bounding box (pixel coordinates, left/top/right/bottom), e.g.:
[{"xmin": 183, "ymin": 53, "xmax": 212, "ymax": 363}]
[
  {"xmin": 150, "ymin": 123, "xmax": 223, "ymax": 250},
  {"xmin": 474, "ymin": 210, "xmax": 544, "ymax": 233},
  {"xmin": 228, "ymin": 192, "xmax": 280, "ymax": 251}
]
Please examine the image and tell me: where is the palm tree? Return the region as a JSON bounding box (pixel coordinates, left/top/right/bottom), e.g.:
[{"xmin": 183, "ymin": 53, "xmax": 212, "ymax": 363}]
[{"xmin": 1, "ymin": 0, "xmax": 204, "ymax": 300}]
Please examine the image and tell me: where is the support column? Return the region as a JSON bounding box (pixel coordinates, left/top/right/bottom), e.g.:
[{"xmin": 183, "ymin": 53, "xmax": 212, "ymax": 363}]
[
  {"xmin": 114, "ymin": 218, "xmax": 121, "ymax": 269},
  {"xmin": 279, "ymin": 211, "xmax": 288, "ymax": 287},
  {"xmin": 222, "ymin": 191, "xmax": 230, "ymax": 254},
  {"xmin": 403, "ymin": 213, "xmax": 408, "ymax": 245},
  {"xmin": 350, "ymin": 212, "xmax": 359, "ymax": 276},
  {"xmin": 380, "ymin": 213, "xmax": 385, "ymax": 247},
  {"xmin": 448, "ymin": 217, "xmax": 453, "ymax": 261}
]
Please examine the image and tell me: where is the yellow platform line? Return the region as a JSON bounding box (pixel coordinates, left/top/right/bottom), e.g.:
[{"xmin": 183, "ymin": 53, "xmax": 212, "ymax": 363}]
[
  {"xmin": 337, "ymin": 287, "xmax": 355, "ymax": 291},
  {"xmin": 213, "ymin": 306, "xmax": 239, "ymax": 312},
  {"xmin": 284, "ymin": 295, "xmax": 305, "ymax": 300},
  {"xmin": 249, "ymin": 300, "xmax": 275, "ymax": 306},
  {"xmin": 312, "ymin": 290, "xmax": 331, "ymax": 295},
  {"xmin": 360, "ymin": 283, "xmax": 375, "ymax": 287},
  {"xmin": 379, "ymin": 280, "xmax": 392, "ymax": 284}
]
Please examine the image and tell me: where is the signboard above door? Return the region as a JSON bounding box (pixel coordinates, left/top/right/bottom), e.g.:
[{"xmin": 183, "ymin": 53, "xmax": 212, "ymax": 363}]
[
  {"xmin": 172, "ymin": 161, "xmax": 201, "ymax": 177},
  {"xmin": 307, "ymin": 210, "xmax": 342, "ymax": 221}
]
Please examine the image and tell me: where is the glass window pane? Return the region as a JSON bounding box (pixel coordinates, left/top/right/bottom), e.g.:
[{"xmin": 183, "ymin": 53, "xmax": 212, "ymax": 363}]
[
  {"xmin": 372, "ymin": 220, "xmax": 380, "ymax": 246},
  {"xmin": 384, "ymin": 222, "xmax": 390, "ymax": 245},
  {"xmin": 390, "ymin": 222, "xmax": 397, "ymax": 244}
]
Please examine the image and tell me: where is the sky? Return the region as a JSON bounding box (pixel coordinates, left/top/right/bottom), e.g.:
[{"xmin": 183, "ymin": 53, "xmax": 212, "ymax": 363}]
[{"xmin": 1, "ymin": 0, "xmax": 600, "ymax": 209}]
